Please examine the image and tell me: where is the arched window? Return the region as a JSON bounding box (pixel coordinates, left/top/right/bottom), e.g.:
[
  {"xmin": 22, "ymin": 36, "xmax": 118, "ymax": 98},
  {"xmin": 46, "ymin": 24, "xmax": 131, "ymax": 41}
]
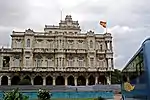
[
  {"xmin": 68, "ymin": 56, "xmax": 74, "ymax": 67},
  {"xmin": 90, "ymin": 40, "xmax": 93, "ymax": 48},
  {"xmin": 27, "ymin": 39, "xmax": 30, "ymax": 47},
  {"xmin": 78, "ymin": 56, "xmax": 84, "ymax": 67}
]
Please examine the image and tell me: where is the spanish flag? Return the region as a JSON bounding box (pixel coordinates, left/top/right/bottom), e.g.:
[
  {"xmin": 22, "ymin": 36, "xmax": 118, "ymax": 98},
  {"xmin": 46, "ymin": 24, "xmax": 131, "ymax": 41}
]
[{"xmin": 100, "ymin": 21, "xmax": 106, "ymax": 28}]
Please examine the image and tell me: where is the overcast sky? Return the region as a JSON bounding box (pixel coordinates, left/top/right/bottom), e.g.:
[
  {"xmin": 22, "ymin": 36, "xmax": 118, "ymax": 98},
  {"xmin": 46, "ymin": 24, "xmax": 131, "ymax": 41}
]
[{"xmin": 0, "ymin": 0, "xmax": 150, "ymax": 70}]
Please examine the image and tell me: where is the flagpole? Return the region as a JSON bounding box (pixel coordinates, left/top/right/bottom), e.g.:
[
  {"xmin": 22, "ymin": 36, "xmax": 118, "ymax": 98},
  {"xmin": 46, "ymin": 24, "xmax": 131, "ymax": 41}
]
[{"xmin": 106, "ymin": 21, "xmax": 107, "ymax": 33}]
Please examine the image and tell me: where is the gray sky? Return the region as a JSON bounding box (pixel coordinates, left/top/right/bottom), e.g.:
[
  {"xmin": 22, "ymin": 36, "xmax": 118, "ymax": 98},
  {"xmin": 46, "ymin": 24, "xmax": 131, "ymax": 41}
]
[{"xmin": 0, "ymin": 0, "xmax": 150, "ymax": 69}]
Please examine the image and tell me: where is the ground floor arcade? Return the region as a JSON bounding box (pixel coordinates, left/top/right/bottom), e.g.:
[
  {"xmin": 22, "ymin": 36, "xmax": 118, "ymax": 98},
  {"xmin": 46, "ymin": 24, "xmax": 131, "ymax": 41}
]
[{"xmin": 0, "ymin": 71, "xmax": 111, "ymax": 86}]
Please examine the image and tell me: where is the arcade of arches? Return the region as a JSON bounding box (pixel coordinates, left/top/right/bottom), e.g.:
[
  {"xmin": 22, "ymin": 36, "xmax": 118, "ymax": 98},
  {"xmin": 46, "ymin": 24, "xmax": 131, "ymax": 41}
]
[{"xmin": 0, "ymin": 74, "xmax": 110, "ymax": 86}]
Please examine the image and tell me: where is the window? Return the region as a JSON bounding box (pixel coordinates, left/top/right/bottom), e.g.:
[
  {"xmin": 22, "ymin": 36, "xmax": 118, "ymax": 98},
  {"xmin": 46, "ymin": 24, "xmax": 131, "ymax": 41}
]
[
  {"xmin": 3, "ymin": 56, "xmax": 10, "ymax": 67},
  {"xmin": 35, "ymin": 55, "xmax": 42, "ymax": 67},
  {"xmin": 78, "ymin": 56, "xmax": 84, "ymax": 67},
  {"xmin": 68, "ymin": 56, "xmax": 74, "ymax": 67},
  {"xmin": 14, "ymin": 55, "xmax": 20, "ymax": 67},
  {"xmin": 27, "ymin": 39, "xmax": 30, "ymax": 47},
  {"xmin": 26, "ymin": 57, "xmax": 30, "ymax": 67},
  {"xmin": 37, "ymin": 59, "xmax": 41, "ymax": 67},
  {"xmin": 90, "ymin": 58, "xmax": 94, "ymax": 67},
  {"xmin": 15, "ymin": 59, "xmax": 20, "ymax": 67}
]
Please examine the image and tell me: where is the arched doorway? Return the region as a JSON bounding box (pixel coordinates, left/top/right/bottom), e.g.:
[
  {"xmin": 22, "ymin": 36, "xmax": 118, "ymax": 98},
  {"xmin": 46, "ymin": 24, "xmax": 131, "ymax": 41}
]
[
  {"xmin": 24, "ymin": 75, "xmax": 31, "ymax": 81},
  {"xmin": 1, "ymin": 76, "xmax": 8, "ymax": 85},
  {"xmin": 11, "ymin": 76, "xmax": 20, "ymax": 85},
  {"xmin": 19, "ymin": 75, "xmax": 32, "ymax": 85},
  {"xmin": 56, "ymin": 76, "xmax": 64, "ymax": 85},
  {"xmin": 98, "ymin": 75, "xmax": 107, "ymax": 85},
  {"xmin": 67, "ymin": 76, "xmax": 74, "ymax": 86},
  {"xmin": 34, "ymin": 76, "xmax": 43, "ymax": 85},
  {"xmin": 46, "ymin": 76, "xmax": 53, "ymax": 85},
  {"xmin": 77, "ymin": 76, "xmax": 86, "ymax": 86},
  {"xmin": 88, "ymin": 75, "xmax": 95, "ymax": 85}
]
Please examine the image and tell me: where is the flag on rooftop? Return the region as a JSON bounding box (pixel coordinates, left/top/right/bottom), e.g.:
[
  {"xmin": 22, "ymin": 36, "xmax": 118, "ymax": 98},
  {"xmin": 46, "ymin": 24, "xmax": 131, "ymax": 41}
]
[{"xmin": 100, "ymin": 21, "xmax": 106, "ymax": 28}]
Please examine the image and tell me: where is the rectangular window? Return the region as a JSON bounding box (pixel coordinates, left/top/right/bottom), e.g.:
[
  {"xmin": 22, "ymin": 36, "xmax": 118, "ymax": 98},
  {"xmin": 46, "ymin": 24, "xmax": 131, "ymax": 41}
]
[
  {"xmin": 26, "ymin": 57, "xmax": 30, "ymax": 67},
  {"xmin": 37, "ymin": 59, "xmax": 41, "ymax": 67},
  {"xmin": 90, "ymin": 58, "xmax": 94, "ymax": 67}
]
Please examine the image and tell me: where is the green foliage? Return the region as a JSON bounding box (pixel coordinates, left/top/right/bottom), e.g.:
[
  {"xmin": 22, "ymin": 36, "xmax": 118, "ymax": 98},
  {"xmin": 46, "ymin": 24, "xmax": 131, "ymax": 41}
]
[
  {"xmin": 111, "ymin": 69, "xmax": 122, "ymax": 84},
  {"xmin": 18, "ymin": 79, "xmax": 31, "ymax": 85},
  {"xmin": 37, "ymin": 89, "xmax": 51, "ymax": 100},
  {"xmin": 3, "ymin": 88, "xmax": 29, "ymax": 100}
]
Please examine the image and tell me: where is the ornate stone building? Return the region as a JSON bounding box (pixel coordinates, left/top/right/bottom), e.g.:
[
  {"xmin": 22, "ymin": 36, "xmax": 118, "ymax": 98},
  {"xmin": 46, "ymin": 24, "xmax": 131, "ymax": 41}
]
[{"xmin": 0, "ymin": 15, "xmax": 114, "ymax": 86}]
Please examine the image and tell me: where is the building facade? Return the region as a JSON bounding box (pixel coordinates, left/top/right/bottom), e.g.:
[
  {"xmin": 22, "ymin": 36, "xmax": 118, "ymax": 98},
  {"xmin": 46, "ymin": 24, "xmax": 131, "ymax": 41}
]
[{"xmin": 0, "ymin": 15, "xmax": 114, "ymax": 86}]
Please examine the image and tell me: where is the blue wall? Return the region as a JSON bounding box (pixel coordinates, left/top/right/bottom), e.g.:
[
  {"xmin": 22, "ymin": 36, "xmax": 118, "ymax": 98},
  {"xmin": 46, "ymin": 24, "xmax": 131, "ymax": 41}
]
[{"xmin": 0, "ymin": 91, "xmax": 114, "ymax": 99}]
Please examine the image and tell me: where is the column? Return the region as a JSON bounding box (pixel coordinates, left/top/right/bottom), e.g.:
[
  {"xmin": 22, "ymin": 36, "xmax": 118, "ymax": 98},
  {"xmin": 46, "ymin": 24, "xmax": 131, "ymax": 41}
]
[
  {"xmin": 53, "ymin": 77, "xmax": 55, "ymax": 85},
  {"xmin": 110, "ymin": 41, "xmax": 112, "ymax": 51},
  {"xmin": 0, "ymin": 76, "xmax": 1, "ymax": 85},
  {"xmin": 86, "ymin": 78, "xmax": 88, "ymax": 86},
  {"xmin": 108, "ymin": 59, "xmax": 111, "ymax": 68},
  {"xmin": 107, "ymin": 41, "xmax": 110, "ymax": 50},
  {"xmin": 107, "ymin": 76, "xmax": 111, "ymax": 85},
  {"xmin": 105, "ymin": 41, "xmax": 108, "ymax": 50},
  {"xmin": 43, "ymin": 77, "xmax": 46, "ymax": 86},
  {"xmin": 8, "ymin": 76, "xmax": 11, "ymax": 85},
  {"xmin": 95, "ymin": 76, "xmax": 98, "ymax": 85},
  {"xmin": 111, "ymin": 58, "xmax": 114, "ymax": 69},
  {"xmin": 106, "ymin": 58, "xmax": 109, "ymax": 69},
  {"xmin": 74, "ymin": 77, "xmax": 77, "ymax": 86},
  {"xmin": 43, "ymin": 56, "xmax": 46, "ymax": 67},
  {"xmin": 65, "ymin": 77, "xmax": 67, "ymax": 85},
  {"xmin": 31, "ymin": 78, "xmax": 34, "ymax": 85}
]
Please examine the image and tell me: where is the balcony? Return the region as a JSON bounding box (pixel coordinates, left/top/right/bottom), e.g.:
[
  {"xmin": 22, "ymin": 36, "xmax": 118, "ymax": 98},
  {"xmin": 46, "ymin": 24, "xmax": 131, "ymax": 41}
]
[
  {"xmin": 106, "ymin": 53, "xmax": 113, "ymax": 58},
  {"xmin": 34, "ymin": 48, "xmax": 55, "ymax": 53},
  {"xmin": 0, "ymin": 66, "xmax": 112, "ymax": 72},
  {"xmin": 32, "ymin": 67, "xmax": 54, "ymax": 71},
  {"xmin": 76, "ymin": 49, "xmax": 86, "ymax": 53},
  {"xmin": 66, "ymin": 67, "xmax": 87, "ymax": 72},
  {"xmin": 1, "ymin": 67, "xmax": 9, "ymax": 71},
  {"xmin": 96, "ymin": 50, "xmax": 105, "ymax": 54},
  {"xmin": 65, "ymin": 49, "xmax": 76, "ymax": 53},
  {"xmin": 87, "ymin": 67, "xmax": 97, "ymax": 71},
  {"xmin": 105, "ymin": 49, "xmax": 113, "ymax": 54},
  {"xmin": 12, "ymin": 48, "xmax": 22, "ymax": 52},
  {"xmin": 10, "ymin": 67, "xmax": 21, "ymax": 71}
]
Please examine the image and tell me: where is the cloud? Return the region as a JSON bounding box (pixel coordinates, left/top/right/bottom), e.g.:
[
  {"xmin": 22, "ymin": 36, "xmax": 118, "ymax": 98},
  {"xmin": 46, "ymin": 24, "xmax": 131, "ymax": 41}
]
[
  {"xmin": 0, "ymin": 0, "xmax": 30, "ymax": 27},
  {"xmin": 0, "ymin": 0, "xmax": 150, "ymax": 69},
  {"xmin": 110, "ymin": 25, "xmax": 150, "ymax": 69}
]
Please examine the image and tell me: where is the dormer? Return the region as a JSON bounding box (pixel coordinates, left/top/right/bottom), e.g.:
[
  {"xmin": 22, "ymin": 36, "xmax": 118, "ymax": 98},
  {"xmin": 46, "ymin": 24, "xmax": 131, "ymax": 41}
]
[
  {"xmin": 59, "ymin": 15, "xmax": 81, "ymax": 31},
  {"xmin": 25, "ymin": 29, "xmax": 34, "ymax": 35}
]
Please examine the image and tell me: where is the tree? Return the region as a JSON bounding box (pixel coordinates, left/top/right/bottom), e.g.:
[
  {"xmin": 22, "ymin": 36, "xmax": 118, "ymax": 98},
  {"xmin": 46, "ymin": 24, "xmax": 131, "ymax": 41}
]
[
  {"xmin": 3, "ymin": 88, "xmax": 29, "ymax": 100},
  {"xmin": 37, "ymin": 89, "xmax": 51, "ymax": 100},
  {"xmin": 111, "ymin": 69, "xmax": 122, "ymax": 84}
]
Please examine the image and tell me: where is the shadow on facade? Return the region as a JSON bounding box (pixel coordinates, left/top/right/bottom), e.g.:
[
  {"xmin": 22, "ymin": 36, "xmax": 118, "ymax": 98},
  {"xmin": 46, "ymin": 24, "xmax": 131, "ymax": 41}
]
[
  {"xmin": 11, "ymin": 76, "xmax": 20, "ymax": 85},
  {"xmin": 68, "ymin": 76, "xmax": 74, "ymax": 86},
  {"xmin": 88, "ymin": 75, "xmax": 95, "ymax": 85},
  {"xmin": 1, "ymin": 76, "xmax": 8, "ymax": 85},
  {"xmin": 46, "ymin": 76, "xmax": 53, "ymax": 85},
  {"xmin": 77, "ymin": 76, "xmax": 86, "ymax": 86},
  {"xmin": 56, "ymin": 76, "xmax": 65, "ymax": 85},
  {"xmin": 34, "ymin": 76, "xmax": 43, "ymax": 85}
]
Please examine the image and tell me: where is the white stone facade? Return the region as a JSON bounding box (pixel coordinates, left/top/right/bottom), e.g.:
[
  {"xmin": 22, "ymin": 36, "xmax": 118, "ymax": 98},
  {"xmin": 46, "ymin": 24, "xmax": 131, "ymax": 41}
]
[{"xmin": 0, "ymin": 15, "xmax": 114, "ymax": 86}]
